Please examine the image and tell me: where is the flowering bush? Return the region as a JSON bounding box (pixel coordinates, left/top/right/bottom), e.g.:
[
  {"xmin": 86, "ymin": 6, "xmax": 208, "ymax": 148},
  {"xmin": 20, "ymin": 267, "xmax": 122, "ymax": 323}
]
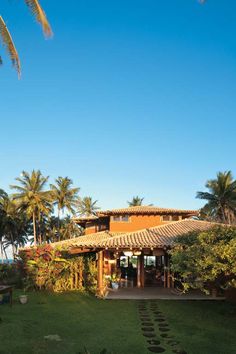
[{"xmin": 18, "ymin": 245, "xmax": 97, "ymax": 293}]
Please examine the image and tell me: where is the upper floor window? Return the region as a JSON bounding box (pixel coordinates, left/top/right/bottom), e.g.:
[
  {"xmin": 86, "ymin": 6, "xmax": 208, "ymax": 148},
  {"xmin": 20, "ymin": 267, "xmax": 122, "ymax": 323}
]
[
  {"xmin": 162, "ymin": 215, "xmax": 181, "ymax": 222},
  {"xmin": 162, "ymin": 215, "xmax": 171, "ymax": 221},
  {"xmin": 121, "ymin": 215, "xmax": 129, "ymax": 222},
  {"xmin": 172, "ymin": 215, "xmax": 180, "ymax": 221},
  {"xmin": 112, "ymin": 215, "xmax": 130, "ymax": 222}
]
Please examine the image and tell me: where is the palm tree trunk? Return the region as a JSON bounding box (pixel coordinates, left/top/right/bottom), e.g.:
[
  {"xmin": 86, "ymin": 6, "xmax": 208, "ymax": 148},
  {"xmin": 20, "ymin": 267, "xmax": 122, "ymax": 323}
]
[
  {"xmin": 10, "ymin": 232, "xmax": 15, "ymax": 259},
  {"xmin": 220, "ymin": 205, "xmax": 227, "ymax": 224},
  {"xmin": 0, "ymin": 239, "xmax": 4, "ymax": 264},
  {"xmin": 58, "ymin": 208, "xmax": 61, "ymax": 241},
  {"xmin": 33, "ymin": 211, "xmax": 37, "ymax": 246}
]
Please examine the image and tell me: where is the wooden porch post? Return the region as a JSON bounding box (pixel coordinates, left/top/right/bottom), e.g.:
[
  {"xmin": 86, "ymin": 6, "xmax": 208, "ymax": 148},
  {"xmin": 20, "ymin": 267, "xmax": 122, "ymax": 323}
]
[
  {"xmin": 167, "ymin": 255, "xmax": 171, "ymax": 288},
  {"xmin": 137, "ymin": 253, "xmax": 145, "ymax": 288},
  {"xmin": 97, "ymin": 250, "xmax": 104, "ymax": 296},
  {"xmin": 164, "ymin": 254, "xmax": 167, "ymax": 288}
]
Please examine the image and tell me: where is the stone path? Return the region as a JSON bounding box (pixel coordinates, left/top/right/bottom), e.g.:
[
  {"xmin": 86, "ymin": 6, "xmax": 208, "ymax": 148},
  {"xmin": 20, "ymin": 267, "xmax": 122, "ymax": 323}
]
[{"xmin": 137, "ymin": 300, "xmax": 187, "ymax": 354}]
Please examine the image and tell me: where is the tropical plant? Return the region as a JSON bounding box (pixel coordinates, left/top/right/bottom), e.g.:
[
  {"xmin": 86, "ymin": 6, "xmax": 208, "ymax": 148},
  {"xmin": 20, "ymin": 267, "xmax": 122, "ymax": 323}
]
[
  {"xmin": 19, "ymin": 244, "xmax": 87, "ymax": 292},
  {"xmin": 0, "ymin": 0, "xmax": 52, "ymax": 76},
  {"xmin": 196, "ymin": 171, "xmax": 236, "ymax": 224},
  {"xmin": 77, "ymin": 197, "xmax": 100, "ymax": 216},
  {"xmin": 40, "ymin": 215, "xmax": 83, "ymax": 243},
  {"xmin": 50, "ymin": 177, "xmax": 80, "ymax": 237},
  {"xmin": 170, "ymin": 226, "xmax": 236, "ymax": 294},
  {"xmin": 127, "ymin": 196, "xmax": 144, "ymax": 207},
  {"xmin": 1, "ymin": 196, "xmax": 30, "ymax": 258},
  {"xmin": 11, "ymin": 170, "xmax": 52, "ymax": 245}
]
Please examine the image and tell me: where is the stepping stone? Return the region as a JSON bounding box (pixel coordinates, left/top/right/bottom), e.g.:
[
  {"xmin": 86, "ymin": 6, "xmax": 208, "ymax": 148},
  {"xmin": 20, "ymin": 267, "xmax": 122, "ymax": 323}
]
[
  {"xmin": 158, "ymin": 323, "xmax": 168, "ymax": 328},
  {"xmin": 153, "ymin": 311, "xmax": 162, "ymax": 315},
  {"xmin": 147, "ymin": 340, "xmax": 161, "ymax": 345},
  {"xmin": 159, "ymin": 328, "xmax": 170, "ymax": 332},
  {"xmin": 143, "ymin": 333, "xmax": 156, "ymax": 338},
  {"xmin": 155, "ymin": 318, "xmax": 166, "ymax": 323},
  {"xmin": 167, "ymin": 340, "xmax": 179, "ymax": 346},
  {"xmin": 142, "ymin": 322, "xmax": 154, "ymax": 326},
  {"xmin": 148, "ymin": 346, "xmax": 166, "ymax": 353},
  {"xmin": 161, "ymin": 334, "xmax": 174, "ymax": 339},
  {"xmin": 172, "ymin": 350, "xmax": 187, "ymax": 354},
  {"xmin": 142, "ymin": 327, "xmax": 155, "ymax": 332}
]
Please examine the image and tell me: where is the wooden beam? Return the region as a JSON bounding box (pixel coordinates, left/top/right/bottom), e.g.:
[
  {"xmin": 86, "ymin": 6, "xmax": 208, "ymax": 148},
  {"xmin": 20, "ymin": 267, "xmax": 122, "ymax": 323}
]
[
  {"xmin": 137, "ymin": 253, "xmax": 145, "ymax": 288},
  {"xmin": 137, "ymin": 255, "xmax": 141, "ymax": 288},
  {"xmin": 69, "ymin": 248, "xmax": 93, "ymax": 254},
  {"xmin": 97, "ymin": 250, "xmax": 104, "ymax": 296}
]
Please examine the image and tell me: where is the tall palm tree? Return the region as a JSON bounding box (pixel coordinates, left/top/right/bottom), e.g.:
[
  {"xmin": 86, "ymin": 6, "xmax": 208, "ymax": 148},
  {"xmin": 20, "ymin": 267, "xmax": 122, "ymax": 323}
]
[
  {"xmin": 11, "ymin": 170, "xmax": 52, "ymax": 245},
  {"xmin": 77, "ymin": 197, "xmax": 100, "ymax": 216},
  {"xmin": 0, "ymin": 0, "xmax": 52, "ymax": 76},
  {"xmin": 0, "ymin": 189, "xmax": 8, "ymax": 263},
  {"xmin": 50, "ymin": 177, "xmax": 80, "ymax": 238},
  {"xmin": 196, "ymin": 171, "xmax": 236, "ymax": 224},
  {"xmin": 1, "ymin": 197, "xmax": 30, "ymax": 258},
  {"xmin": 128, "ymin": 196, "xmax": 144, "ymax": 207}
]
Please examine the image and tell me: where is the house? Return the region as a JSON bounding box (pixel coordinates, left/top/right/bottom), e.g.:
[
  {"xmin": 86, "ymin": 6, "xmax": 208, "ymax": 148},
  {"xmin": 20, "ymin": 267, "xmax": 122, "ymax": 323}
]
[
  {"xmin": 51, "ymin": 207, "xmax": 219, "ymax": 297},
  {"xmin": 74, "ymin": 206, "xmax": 198, "ymax": 234}
]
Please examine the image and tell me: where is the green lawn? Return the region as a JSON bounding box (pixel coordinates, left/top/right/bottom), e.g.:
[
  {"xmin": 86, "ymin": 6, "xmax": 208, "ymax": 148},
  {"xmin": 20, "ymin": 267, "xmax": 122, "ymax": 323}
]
[{"xmin": 0, "ymin": 291, "xmax": 235, "ymax": 354}]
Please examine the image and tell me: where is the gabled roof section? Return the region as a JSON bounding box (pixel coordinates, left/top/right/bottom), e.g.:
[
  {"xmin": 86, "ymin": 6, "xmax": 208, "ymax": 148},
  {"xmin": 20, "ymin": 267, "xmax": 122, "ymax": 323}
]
[
  {"xmin": 50, "ymin": 231, "xmax": 114, "ymax": 250},
  {"xmin": 48, "ymin": 219, "xmax": 220, "ymax": 250},
  {"xmin": 102, "ymin": 219, "xmax": 220, "ymax": 248},
  {"xmin": 98, "ymin": 206, "xmax": 198, "ymax": 216}
]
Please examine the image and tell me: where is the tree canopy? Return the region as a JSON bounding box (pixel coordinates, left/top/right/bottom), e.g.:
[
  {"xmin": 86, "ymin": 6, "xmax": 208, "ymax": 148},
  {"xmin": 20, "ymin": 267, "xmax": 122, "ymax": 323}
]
[
  {"xmin": 170, "ymin": 226, "xmax": 236, "ymax": 293},
  {"xmin": 197, "ymin": 171, "xmax": 236, "ymax": 224},
  {"xmin": 0, "ymin": 0, "xmax": 52, "ymax": 76},
  {"xmin": 127, "ymin": 196, "xmax": 144, "ymax": 207}
]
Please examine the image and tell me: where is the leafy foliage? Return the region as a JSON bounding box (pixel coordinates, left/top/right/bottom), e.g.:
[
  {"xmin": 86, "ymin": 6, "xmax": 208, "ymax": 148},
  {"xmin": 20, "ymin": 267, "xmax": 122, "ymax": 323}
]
[
  {"xmin": 0, "ymin": 263, "xmax": 23, "ymax": 287},
  {"xmin": 127, "ymin": 196, "xmax": 144, "ymax": 207},
  {"xmin": 170, "ymin": 226, "xmax": 236, "ymax": 293},
  {"xmin": 0, "ymin": 0, "xmax": 52, "ymax": 76},
  {"xmin": 77, "ymin": 196, "xmax": 100, "ymax": 216},
  {"xmin": 197, "ymin": 171, "xmax": 236, "ymax": 224},
  {"xmin": 11, "ymin": 170, "xmax": 52, "ymax": 245},
  {"xmin": 19, "ymin": 245, "xmax": 97, "ymax": 293}
]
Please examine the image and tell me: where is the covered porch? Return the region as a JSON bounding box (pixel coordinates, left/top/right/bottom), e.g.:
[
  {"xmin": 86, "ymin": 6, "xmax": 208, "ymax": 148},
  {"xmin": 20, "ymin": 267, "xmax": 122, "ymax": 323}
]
[{"xmin": 97, "ymin": 248, "xmax": 174, "ymax": 297}]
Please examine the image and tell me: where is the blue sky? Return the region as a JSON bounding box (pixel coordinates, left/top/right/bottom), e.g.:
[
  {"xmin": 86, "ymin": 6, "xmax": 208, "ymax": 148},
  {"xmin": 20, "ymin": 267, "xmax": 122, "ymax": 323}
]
[{"xmin": 1, "ymin": 0, "xmax": 236, "ymax": 210}]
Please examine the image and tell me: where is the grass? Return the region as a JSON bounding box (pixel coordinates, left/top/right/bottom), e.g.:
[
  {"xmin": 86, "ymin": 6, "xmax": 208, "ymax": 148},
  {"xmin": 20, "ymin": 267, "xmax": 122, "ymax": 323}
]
[{"xmin": 0, "ymin": 291, "xmax": 235, "ymax": 354}]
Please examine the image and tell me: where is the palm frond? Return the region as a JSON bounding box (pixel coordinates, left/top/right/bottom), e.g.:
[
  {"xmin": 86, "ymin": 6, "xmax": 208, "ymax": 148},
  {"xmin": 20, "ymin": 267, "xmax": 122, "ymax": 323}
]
[
  {"xmin": 25, "ymin": 0, "xmax": 53, "ymax": 37},
  {"xmin": 0, "ymin": 16, "xmax": 21, "ymax": 77}
]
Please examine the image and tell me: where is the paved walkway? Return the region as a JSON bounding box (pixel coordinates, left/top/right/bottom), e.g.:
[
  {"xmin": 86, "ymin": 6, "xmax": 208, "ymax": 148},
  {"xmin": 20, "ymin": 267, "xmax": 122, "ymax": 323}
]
[{"xmin": 106, "ymin": 287, "xmax": 225, "ymax": 300}]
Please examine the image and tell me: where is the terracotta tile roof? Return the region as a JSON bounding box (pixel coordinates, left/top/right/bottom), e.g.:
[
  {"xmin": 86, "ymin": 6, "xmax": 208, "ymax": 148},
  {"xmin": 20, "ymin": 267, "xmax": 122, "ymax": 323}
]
[
  {"xmin": 102, "ymin": 219, "xmax": 220, "ymax": 249},
  {"xmin": 50, "ymin": 231, "xmax": 114, "ymax": 250},
  {"xmin": 98, "ymin": 206, "xmax": 198, "ymax": 216},
  {"xmin": 49, "ymin": 219, "xmax": 220, "ymax": 250},
  {"xmin": 73, "ymin": 214, "xmax": 99, "ymax": 222}
]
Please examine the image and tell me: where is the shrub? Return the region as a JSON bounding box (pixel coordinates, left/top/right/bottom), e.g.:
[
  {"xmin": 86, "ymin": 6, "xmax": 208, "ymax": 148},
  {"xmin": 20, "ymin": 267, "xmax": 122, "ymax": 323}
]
[
  {"xmin": 18, "ymin": 245, "xmax": 98, "ymax": 293},
  {"xmin": 0, "ymin": 263, "xmax": 23, "ymax": 288}
]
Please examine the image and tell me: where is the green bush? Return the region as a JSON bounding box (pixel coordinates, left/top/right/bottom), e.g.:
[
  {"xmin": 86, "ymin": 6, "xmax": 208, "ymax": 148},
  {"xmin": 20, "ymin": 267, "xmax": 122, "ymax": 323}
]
[
  {"xmin": 18, "ymin": 245, "xmax": 98, "ymax": 293},
  {"xmin": 0, "ymin": 263, "xmax": 23, "ymax": 288}
]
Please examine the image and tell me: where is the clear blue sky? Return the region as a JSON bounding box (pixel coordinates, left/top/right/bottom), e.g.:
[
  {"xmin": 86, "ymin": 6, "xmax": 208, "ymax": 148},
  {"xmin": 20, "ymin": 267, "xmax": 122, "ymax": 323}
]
[{"xmin": 1, "ymin": 0, "xmax": 236, "ymax": 210}]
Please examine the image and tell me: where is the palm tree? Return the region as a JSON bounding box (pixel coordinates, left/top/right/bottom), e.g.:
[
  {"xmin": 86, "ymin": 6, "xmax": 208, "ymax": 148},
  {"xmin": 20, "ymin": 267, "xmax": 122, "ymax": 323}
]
[
  {"xmin": 77, "ymin": 197, "xmax": 100, "ymax": 216},
  {"xmin": 50, "ymin": 177, "xmax": 80, "ymax": 238},
  {"xmin": 11, "ymin": 170, "xmax": 52, "ymax": 245},
  {"xmin": 0, "ymin": 0, "xmax": 52, "ymax": 76},
  {"xmin": 196, "ymin": 171, "xmax": 236, "ymax": 224},
  {"xmin": 1, "ymin": 197, "xmax": 30, "ymax": 258},
  {"xmin": 0, "ymin": 189, "xmax": 8, "ymax": 263},
  {"xmin": 128, "ymin": 196, "xmax": 144, "ymax": 207}
]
